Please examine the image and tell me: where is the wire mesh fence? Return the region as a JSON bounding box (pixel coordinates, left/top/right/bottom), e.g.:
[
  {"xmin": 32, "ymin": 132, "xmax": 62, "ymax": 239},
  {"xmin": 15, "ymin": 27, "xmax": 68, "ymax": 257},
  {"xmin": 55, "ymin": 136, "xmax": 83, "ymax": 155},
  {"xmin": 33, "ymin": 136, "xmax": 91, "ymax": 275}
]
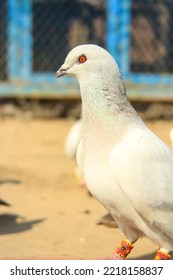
[
  {"xmin": 131, "ymin": 0, "xmax": 173, "ymax": 73},
  {"xmin": 0, "ymin": 0, "xmax": 8, "ymax": 80},
  {"xmin": 32, "ymin": 0, "xmax": 106, "ymax": 72},
  {"xmin": 0, "ymin": 0, "xmax": 173, "ymax": 83},
  {"xmin": 32, "ymin": 0, "xmax": 173, "ymax": 74}
]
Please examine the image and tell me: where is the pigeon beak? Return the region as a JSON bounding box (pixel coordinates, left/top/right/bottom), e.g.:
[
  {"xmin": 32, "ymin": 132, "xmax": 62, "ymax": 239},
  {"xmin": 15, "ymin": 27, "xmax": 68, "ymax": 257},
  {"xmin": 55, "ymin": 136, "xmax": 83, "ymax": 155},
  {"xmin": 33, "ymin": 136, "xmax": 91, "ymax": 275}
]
[
  {"xmin": 56, "ymin": 68, "xmax": 66, "ymax": 78},
  {"xmin": 56, "ymin": 64, "xmax": 70, "ymax": 78}
]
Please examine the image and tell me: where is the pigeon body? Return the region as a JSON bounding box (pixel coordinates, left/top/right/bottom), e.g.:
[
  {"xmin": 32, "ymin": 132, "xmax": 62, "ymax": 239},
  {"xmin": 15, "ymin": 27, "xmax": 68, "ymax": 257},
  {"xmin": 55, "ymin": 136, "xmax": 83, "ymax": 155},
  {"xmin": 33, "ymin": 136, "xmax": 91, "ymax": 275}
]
[{"xmin": 56, "ymin": 44, "xmax": 173, "ymax": 258}]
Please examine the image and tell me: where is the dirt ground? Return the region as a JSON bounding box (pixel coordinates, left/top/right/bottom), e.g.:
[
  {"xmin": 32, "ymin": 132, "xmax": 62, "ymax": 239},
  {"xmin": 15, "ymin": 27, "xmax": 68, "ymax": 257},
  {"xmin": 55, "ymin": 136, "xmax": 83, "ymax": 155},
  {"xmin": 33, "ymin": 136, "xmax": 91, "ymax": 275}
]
[{"xmin": 0, "ymin": 117, "xmax": 173, "ymax": 260}]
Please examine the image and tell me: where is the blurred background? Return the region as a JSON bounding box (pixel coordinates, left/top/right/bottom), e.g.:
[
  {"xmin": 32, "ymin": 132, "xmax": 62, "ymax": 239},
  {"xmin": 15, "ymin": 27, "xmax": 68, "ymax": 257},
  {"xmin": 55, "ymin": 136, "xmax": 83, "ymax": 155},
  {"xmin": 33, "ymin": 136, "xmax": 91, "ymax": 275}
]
[
  {"xmin": 1, "ymin": 0, "xmax": 173, "ymax": 116},
  {"xmin": 0, "ymin": 0, "xmax": 173, "ymax": 260}
]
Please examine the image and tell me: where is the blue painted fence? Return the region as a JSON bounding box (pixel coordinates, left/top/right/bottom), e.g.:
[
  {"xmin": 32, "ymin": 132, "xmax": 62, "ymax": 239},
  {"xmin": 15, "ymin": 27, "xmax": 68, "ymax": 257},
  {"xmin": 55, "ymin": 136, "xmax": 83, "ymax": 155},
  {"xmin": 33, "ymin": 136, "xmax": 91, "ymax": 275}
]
[{"xmin": 0, "ymin": 0, "xmax": 173, "ymax": 100}]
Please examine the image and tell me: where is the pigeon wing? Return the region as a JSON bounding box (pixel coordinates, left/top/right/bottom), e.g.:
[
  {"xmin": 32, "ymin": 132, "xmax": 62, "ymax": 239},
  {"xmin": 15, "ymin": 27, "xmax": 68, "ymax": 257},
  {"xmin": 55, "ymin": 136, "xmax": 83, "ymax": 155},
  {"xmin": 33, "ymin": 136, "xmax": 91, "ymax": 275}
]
[{"xmin": 109, "ymin": 128, "xmax": 173, "ymax": 237}]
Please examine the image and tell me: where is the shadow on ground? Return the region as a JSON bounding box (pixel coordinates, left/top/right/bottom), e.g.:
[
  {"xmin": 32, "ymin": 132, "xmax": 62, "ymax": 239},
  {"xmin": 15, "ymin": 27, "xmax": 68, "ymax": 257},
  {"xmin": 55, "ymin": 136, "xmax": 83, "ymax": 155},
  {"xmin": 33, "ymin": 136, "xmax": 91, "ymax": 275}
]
[
  {"xmin": 0, "ymin": 213, "xmax": 45, "ymax": 234},
  {"xmin": 0, "ymin": 179, "xmax": 22, "ymax": 185}
]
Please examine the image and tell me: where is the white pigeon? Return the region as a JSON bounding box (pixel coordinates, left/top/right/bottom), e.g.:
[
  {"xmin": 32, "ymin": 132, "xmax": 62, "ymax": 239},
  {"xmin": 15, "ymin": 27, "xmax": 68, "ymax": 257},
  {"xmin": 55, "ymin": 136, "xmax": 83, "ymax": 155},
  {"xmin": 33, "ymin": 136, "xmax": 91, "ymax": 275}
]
[
  {"xmin": 56, "ymin": 44, "xmax": 173, "ymax": 260},
  {"xmin": 65, "ymin": 118, "xmax": 86, "ymax": 187},
  {"xmin": 65, "ymin": 119, "xmax": 83, "ymax": 160},
  {"xmin": 169, "ymin": 128, "xmax": 173, "ymax": 148}
]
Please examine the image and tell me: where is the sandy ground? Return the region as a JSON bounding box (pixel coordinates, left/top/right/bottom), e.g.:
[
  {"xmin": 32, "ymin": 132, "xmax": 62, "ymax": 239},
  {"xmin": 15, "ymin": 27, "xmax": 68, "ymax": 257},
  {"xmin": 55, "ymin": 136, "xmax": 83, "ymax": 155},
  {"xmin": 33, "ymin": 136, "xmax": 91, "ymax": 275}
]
[{"xmin": 0, "ymin": 118, "xmax": 173, "ymax": 260}]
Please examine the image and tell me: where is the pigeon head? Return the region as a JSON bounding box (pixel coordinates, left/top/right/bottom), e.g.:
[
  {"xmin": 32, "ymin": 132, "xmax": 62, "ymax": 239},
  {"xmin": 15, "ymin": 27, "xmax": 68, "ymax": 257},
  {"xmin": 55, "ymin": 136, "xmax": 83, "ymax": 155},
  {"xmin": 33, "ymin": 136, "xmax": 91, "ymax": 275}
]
[
  {"xmin": 56, "ymin": 44, "xmax": 117, "ymax": 80},
  {"xmin": 56, "ymin": 44, "xmax": 130, "ymax": 118}
]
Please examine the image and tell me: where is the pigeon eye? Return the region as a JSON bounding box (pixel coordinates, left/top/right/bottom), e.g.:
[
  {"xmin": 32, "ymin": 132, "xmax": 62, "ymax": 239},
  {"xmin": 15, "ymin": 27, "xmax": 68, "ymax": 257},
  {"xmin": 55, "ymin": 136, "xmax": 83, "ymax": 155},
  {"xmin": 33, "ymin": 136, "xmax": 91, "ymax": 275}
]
[{"xmin": 78, "ymin": 55, "xmax": 87, "ymax": 63}]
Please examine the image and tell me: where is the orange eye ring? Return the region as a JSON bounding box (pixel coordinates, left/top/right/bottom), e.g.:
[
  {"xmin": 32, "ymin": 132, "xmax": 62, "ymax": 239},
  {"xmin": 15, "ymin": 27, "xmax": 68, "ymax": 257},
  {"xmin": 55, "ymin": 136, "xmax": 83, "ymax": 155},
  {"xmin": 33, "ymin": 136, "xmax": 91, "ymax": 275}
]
[{"xmin": 78, "ymin": 54, "xmax": 87, "ymax": 63}]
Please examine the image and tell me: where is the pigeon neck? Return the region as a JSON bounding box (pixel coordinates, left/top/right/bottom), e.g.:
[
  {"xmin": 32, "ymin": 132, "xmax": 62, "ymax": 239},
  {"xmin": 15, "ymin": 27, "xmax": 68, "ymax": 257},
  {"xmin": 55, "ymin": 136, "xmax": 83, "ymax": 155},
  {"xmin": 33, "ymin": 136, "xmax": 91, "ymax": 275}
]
[{"xmin": 79, "ymin": 74, "xmax": 141, "ymax": 128}]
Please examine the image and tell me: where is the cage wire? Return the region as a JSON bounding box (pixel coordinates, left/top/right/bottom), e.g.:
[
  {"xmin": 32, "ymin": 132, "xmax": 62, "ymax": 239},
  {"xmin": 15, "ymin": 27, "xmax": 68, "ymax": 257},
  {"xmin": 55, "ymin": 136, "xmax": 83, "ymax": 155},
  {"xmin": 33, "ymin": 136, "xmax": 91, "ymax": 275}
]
[
  {"xmin": 0, "ymin": 0, "xmax": 173, "ymax": 81},
  {"xmin": 31, "ymin": 0, "xmax": 173, "ymax": 74},
  {"xmin": 32, "ymin": 0, "xmax": 106, "ymax": 72},
  {"xmin": 131, "ymin": 0, "xmax": 173, "ymax": 73},
  {"xmin": 0, "ymin": 0, "xmax": 7, "ymax": 80}
]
